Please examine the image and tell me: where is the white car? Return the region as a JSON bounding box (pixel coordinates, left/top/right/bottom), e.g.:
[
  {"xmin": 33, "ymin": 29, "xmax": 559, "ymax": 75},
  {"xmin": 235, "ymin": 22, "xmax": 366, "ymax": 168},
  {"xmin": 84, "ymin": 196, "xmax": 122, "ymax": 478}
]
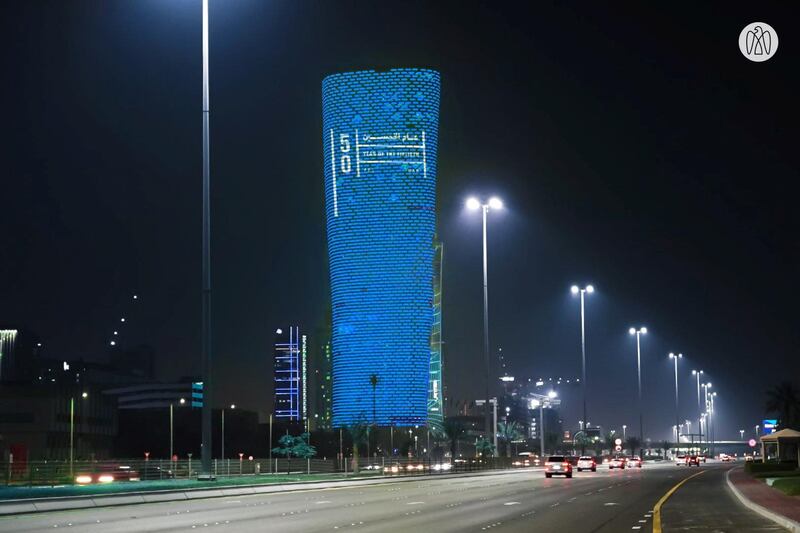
[
  {"xmin": 576, "ymin": 456, "xmax": 597, "ymax": 472},
  {"xmin": 675, "ymin": 454, "xmax": 686, "ymax": 466}
]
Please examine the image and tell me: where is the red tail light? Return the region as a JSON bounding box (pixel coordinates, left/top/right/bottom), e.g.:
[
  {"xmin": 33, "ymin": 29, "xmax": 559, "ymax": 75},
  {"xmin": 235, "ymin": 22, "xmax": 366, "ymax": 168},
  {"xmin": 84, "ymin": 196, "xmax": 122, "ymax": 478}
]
[{"xmin": 562, "ymin": 462, "xmax": 569, "ymax": 467}]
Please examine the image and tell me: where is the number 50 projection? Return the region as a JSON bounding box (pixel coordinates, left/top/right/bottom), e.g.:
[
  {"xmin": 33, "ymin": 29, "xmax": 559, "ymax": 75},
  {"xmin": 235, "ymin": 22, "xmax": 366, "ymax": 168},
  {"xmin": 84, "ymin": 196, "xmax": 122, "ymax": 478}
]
[{"xmin": 322, "ymin": 68, "xmax": 441, "ymax": 427}]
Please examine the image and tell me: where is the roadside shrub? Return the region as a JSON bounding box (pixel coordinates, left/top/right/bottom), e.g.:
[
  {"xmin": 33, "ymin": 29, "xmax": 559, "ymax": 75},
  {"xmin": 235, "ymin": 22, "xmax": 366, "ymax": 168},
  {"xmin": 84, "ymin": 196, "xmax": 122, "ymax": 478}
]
[{"xmin": 745, "ymin": 461, "xmax": 798, "ymax": 475}]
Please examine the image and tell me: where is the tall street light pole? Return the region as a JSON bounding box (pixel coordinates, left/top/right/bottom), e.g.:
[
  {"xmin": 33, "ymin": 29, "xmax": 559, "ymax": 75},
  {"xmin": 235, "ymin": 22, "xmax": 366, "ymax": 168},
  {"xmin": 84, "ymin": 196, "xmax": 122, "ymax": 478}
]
[
  {"xmin": 571, "ymin": 284, "xmax": 594, "ymax": 452},
  {"xmin": 629, "ymin": 327, "xmax": 647, "ymax": 451},
  {"xmin": 69, "ymin": 392, "xmax": 88, "ymax": 480},
  {"xmin": 669, "ymin": 353, "xmax": 682, "ymax": 441},
  {"xmin": 691, "ymin": 369, "xmax": 703, "ymax": 435},
  {"xmin": 466, "ymin": 196, "xmax": 503, "ymax": 456},
  {"xmin": 221, "ymin": 404, "xmax": 235, "ymax": 461},
  {"xmin": 199, "ymin": 0, "xmax": 214, "ymax": 479},
  {"xmin": 170, "ymin": 398, "xmax": 186, "ymax": 460}
]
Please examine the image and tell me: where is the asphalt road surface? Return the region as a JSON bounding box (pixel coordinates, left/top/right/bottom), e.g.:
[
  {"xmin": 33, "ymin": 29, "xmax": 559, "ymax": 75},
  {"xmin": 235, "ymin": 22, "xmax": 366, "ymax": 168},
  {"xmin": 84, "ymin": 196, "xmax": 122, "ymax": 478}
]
[{"xmin": 0, "ymin": 463, "xmax": 784, "ymax": 532}]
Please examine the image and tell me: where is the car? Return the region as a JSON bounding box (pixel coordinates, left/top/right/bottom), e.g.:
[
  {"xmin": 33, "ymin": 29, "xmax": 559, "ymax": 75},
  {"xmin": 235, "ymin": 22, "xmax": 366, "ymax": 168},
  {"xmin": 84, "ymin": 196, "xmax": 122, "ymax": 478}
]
[
  {"xmin": 544, "ymin": 455, "xmax": 573, "ymax": 478},
  {"xmin": 675, "ymin": 454, "xmax": 686, "ymax": 466},
  {"xmin": 75, "ymin": 465, "xmax": 141, "ymax": 484},
  {"xmin": 608, "ymin": 456, "xmax": 626, "ymax": 469},
  {"xmin": 744, "ymin": 455, "xmax": 754, "ymax": 462},
  {"xmin": 720, "ymin": 454, "xmax": 734, "ymax": 462},
  {"xmin": 628, "ymin": 456, "xmax": 642, "ymax": 468},
  {"xmin": 686, "ymin": 455, "xmax": 701, "ymax": 467},
  {"xmin": 577, "ymin": 456, "xmax": 597, "ymax": 472}
]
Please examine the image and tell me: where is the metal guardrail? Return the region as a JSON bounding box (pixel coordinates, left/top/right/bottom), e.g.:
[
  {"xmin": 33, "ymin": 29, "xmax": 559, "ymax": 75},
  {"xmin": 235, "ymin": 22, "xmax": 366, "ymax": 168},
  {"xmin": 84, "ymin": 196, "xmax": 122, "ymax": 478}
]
[{"xmin": 0, "ymin": 456, "xmax": 516, "ymax": 487}]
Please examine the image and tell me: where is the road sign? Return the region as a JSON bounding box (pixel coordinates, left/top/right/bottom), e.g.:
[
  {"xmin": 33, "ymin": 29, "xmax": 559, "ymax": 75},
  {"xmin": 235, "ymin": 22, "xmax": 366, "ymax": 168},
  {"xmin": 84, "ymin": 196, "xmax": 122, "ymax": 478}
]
[
  {"xmin": 615, "ymin": 445, "xmax": 622, "ymax": 451},
  {"xmin": 614, "ymin": 438, "xmax": 622, "ymax": 446},
  {"xmin": 748, "ymin": 438, "xmax": 757, "ymax": 447}
]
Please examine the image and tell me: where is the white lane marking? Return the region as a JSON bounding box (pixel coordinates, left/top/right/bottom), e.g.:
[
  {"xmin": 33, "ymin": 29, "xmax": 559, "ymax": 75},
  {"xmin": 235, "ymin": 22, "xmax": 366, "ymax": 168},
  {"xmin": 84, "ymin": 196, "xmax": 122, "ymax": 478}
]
[
  {"xmin": 550, "ymin": 502, "xmax": 560, "ymax": 508},
  {"xmin": 568, "ymin": 497, "xmax": 577, "ymax": 502},
  {"xmin": 407, "ymin": 501, "xmax": 425, "ymax": 505},
  {"xmin": 504, "ymin": 502, "xmax": 520, "ymax": 506},
  {"xmin": 632, "ymin": 527, "xmax": 641, "ymax": 530},
  {"xmin": 316, "ymin": 500, "xmax": 332, "ymax": 504},
  {"xmin": 644, "ymin": 514, "xmax": 652, "ymax": 517},
  {"xmin": 223, "ymin": 500, "xmax": 241, "ymax": 504},
  {"xmin": 639, "ymin": 519, "xmax": 647, "ymax": 522},
  {"xmin": 604, "ymin": 502, "xmax": 619, "ymax": 506}
]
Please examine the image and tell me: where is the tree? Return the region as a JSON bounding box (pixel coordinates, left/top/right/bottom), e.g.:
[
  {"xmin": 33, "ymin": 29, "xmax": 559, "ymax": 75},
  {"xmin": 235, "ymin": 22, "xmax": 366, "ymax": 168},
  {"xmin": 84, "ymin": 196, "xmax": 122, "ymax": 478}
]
[
  {"xmin": 604, "ymin": 431, "xmax": 617, "ymax": 454},
  {"xmin": 498, "ymin": 421, "xmax": 523, "ymax": 458},
  {"xmin": 625, "ymin": 436, "xmax": 642, "ymax": 456},
  {"xmin": 575, "ymin": 433, "xmax": 592, "ymax": 454},
  {"xmin": 271, "ymin": 433, "xmax": 317, "ymax": 474},
  {"xmin": 347, "ymin": 422, "xmax": 370, "ymax": 474},
  {"xmin": 661, "ymin": 440, "xmax": 671, "ymax": 458},
  {"xmin": 766, "ymin": 382, "xmax": 800, "ymax": 429},
  {"xmin": 475, "ymin": 437, "xmax": 495, "ymax": 457},
  {"xmin": 544, "ymin": 432, "xmax": 561, "ymax": 455},
  {"xmin": 442, "ymin": 419, "xmax": 466, "ymax": 460}
]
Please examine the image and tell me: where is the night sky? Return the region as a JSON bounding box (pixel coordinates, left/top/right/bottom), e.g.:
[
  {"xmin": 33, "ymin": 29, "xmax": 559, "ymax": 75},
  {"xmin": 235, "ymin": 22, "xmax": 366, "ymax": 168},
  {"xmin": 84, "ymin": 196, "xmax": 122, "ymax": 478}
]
[{"xmin": 2, "ymin": 1, "xmax": 798, "ymax": 442}]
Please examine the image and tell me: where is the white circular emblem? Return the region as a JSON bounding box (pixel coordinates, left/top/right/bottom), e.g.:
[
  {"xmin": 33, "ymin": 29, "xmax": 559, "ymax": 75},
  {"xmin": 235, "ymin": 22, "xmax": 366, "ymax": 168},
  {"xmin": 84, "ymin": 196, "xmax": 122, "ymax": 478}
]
[{"xmin": 739, "ymin": 22, "xmax": 778, "ymax": 62}]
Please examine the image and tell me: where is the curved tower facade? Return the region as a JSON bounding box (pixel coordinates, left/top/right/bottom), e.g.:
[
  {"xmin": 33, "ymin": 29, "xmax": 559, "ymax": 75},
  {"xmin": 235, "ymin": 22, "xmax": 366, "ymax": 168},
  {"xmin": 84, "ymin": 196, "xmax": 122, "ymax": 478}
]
[{"xmin": 322, "ymin": 68, "xmax": 440, "ymax": 427}]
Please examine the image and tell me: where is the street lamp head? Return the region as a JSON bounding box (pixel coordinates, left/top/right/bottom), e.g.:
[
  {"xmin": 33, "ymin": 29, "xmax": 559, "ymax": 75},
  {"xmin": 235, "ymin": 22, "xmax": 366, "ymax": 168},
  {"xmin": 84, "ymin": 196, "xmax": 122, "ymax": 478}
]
[
  {"xmin": 180, "ymin": 398, "xmax": 186, "ymax": 404},
  {"xmin": 629, "ymin": 327, "xmax": 636, "ymax": 335},
  {"xmin": 548, "ymin": 390, "xmax": 557, "ymax": 398},
  {"xmin": 530, "ymin": 399, "xmax": 540, "ymax": 408},
  {"xmin": 585, "ymin": 285, "xmax": 594, "ymax": 294},
  {"xmin": 669, "ymin": 352, "xmax": 675, "ymax": 359},
  {"xmin": 466, "ymin": 197, "xmax": 481, "ymax": 210},
  {"xmin": 230, "ymin": 404, "xmax": 236, "ymax": 409},
  {"xmin": 640, "ymin": 327, "xmax": 647, "ymax": 334},
  {"xmin": 692, "ymin": 369, "xmax": 697, "ymax": 375},
  {"xmin": 570, "ymin": 285, "xmax": 579, "ymax": 295},
  {"xmin": 488, "ymin": 197, "xmax": 503, "ymax": 210},
  {"xmin": 81, "ymin": 392, "xmax": 88, "ymax": 399},
  {"xmin": 677, "ymin": 353, "xmax": 683, "ymax": 358}
]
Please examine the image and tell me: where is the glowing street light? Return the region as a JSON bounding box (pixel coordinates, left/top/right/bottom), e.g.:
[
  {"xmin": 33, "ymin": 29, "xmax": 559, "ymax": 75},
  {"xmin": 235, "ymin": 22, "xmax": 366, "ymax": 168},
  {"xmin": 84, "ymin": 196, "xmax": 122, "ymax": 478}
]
[
  {"xmin": 69, "ymin": 392, "xmax": 89, "ymax": 479},
  {"xmin": 221, "ymin": 404, "xmax": 236, "ymax": 460},
  {"xmin": 465, "ymin": 195, "xmax": 503, "ymax": 456},
  {"xmin": 692, "ymin": 369, "xmax": 704, "ymax": 434},
  {"xmin": 669, "ymin": 353, "xmax": 683, "ymax": 438},
  {"xmin": 629, "ymin": 326, "xmax": 647, "ymax": 449},
  {"xmin": 571, "ymin": 284, "xmax": 594, "ymax": 452}
]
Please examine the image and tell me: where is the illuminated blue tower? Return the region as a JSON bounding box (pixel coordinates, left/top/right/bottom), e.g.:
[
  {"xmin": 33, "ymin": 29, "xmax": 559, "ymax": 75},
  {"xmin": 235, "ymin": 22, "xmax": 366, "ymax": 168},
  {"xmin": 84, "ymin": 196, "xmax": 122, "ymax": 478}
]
[{"xmin": 322, "ymin": 68, "xmax": 440, "ymax": 428}]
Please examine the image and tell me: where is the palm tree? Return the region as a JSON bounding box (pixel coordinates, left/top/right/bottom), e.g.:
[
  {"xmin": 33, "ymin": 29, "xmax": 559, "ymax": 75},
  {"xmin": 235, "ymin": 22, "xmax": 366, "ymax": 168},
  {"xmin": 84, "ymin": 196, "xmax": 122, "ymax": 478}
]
[
  {"xmin": 441, "ymin": 418, "xmax": 465, "ymax": 461},
  {"xmin": 347, "ymin": 422, "xmax": 370, "ymax": 474},
  {"xmin": 498, "ymin": 421, "xmax": 522, "ymax": 458},
  {"xmin": 766, "ymin": 382, "xmax": 800, "ymax": 429},
  {"xmin": 625, "ymin": 436, "xmax": 642, "ymax": 457}
]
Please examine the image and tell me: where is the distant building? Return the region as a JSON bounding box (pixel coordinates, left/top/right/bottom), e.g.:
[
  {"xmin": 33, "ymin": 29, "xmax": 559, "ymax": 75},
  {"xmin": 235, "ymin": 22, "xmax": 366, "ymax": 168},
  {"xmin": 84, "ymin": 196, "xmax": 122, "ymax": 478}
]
[
  {"xmin": 0, "ymin": 328, "xmax": 41, "ymax": 383},
  {"xmin": 0, "ymin": 382, "xmax": 117, "ymax": 461},
  {"xmin": 308, "ymin": 326, "xmax": 333, "ymax": 430},
  {"xmin": 104, "ymin": 381, "xmax": 203, "ymax": 410},
  {"xmin": 274, "ymin": 327, "xmax": 303, "ymax": 421},
  {"xmin": 428, "ymin": 239, "xmax": 444, "ymax": 431},
  {"xmin": 322, "ymin": 68, "xmax": 441, "ymax": 427}
]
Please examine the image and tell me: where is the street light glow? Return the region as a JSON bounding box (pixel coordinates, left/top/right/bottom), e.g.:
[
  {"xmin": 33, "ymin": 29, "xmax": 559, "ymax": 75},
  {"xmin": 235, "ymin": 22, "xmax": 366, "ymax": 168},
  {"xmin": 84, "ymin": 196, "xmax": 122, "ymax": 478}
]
[
  {"xmin": 547, "ymin": 390, "xmax": 557, "ymax": 398},
  {"xmin": 640, "ymin": 327, "xmax": 647, "ymax": 334},
  {"xmin": 466, "ymin": 197, "xmax": 480, "ymax": 210},
  {"xmin": 571, "ymin": 285, "xmax": 579, "ymax": 294},
  {"xmin": 585, "ymin": 285, "xmax": 594, "ymax": 293},
  {"xmin": 81, "ymin": 392, "xmax": 88, "ymax": 398},
  {"xmin": 629, "ymin": 327, "xmax": 636, "ymax": 335},
  {"xmin": 488, "ymin": 197, "xmax": 503, "ymax": 210}
]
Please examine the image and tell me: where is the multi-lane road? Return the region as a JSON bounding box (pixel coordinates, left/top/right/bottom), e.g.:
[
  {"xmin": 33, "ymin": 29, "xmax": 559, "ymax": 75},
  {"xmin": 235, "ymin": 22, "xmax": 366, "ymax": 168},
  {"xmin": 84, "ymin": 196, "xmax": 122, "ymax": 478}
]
[{"xmin": 0, "ymin": 463, "xmax": 784, "ymax": 532}]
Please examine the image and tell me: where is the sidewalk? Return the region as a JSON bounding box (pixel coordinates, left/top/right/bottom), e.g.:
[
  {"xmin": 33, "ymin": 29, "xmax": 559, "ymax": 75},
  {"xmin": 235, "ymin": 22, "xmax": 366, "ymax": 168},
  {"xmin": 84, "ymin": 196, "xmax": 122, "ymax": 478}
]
[{"xmin": 727, "ymin": 466, "xmax": 800, "ymax": 532}]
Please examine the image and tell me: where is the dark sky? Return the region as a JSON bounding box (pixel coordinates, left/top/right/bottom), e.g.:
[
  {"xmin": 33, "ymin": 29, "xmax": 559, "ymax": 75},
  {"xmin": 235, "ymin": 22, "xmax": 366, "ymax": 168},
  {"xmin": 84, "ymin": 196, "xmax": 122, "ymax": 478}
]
[{"xmin": 2, "ymin": 1, "xmax": 798, "ymax": 442}]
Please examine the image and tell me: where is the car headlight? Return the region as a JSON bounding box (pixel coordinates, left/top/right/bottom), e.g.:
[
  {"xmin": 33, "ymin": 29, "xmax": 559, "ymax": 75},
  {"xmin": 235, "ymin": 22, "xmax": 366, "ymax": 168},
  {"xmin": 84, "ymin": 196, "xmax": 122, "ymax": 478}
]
[
  {"xmin": 75, "ymin": 475, "xmax": 93, "ymax": 484},
  {"xmin": 98, "ymin": 474, "xmax": 114, "ymax": 483}
]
